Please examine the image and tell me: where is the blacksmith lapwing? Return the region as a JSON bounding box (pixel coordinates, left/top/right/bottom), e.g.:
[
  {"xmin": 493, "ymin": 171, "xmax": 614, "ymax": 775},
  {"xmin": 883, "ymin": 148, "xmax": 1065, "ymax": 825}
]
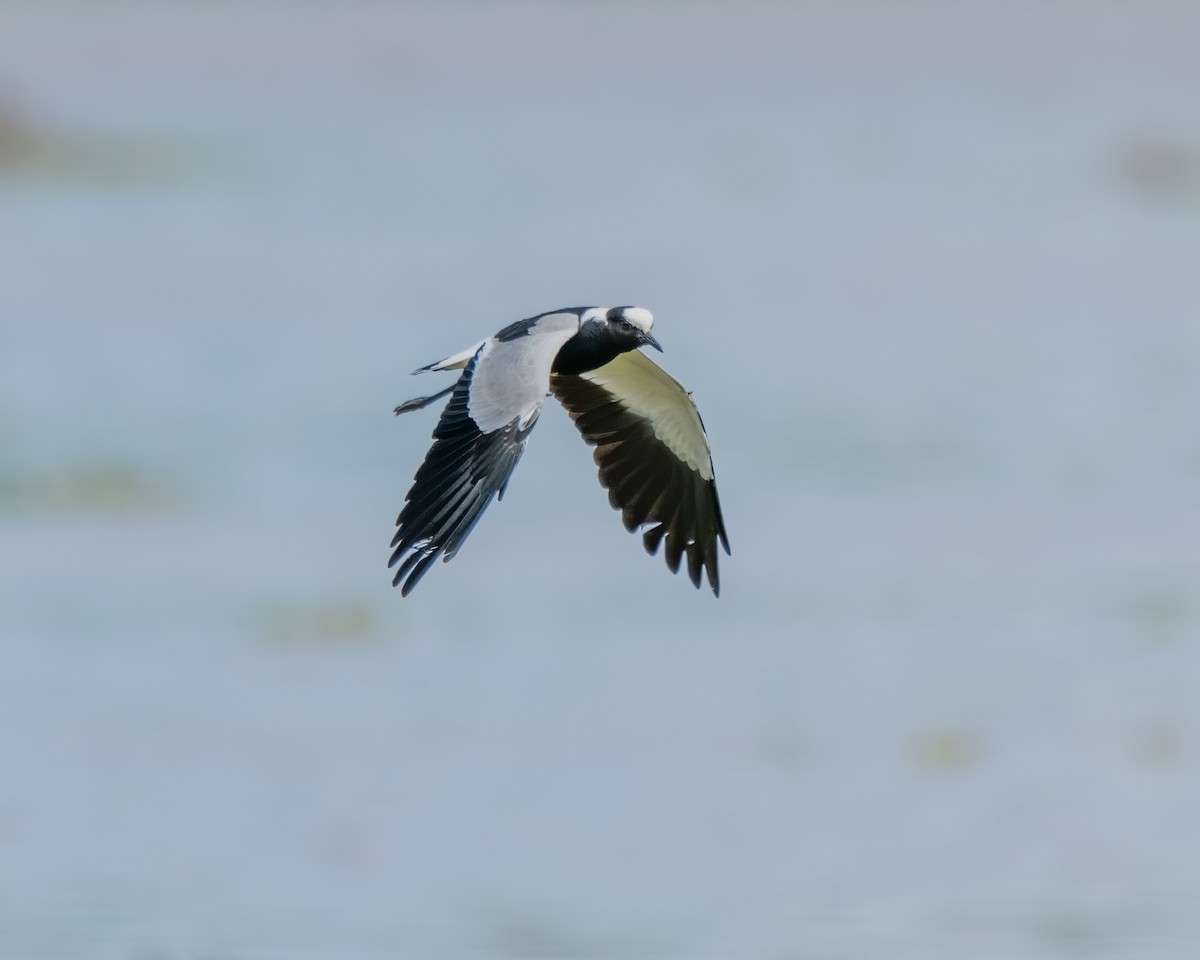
[{"xmin": 390, "ymin": 306, "xmax": 729, "ymax": 596}]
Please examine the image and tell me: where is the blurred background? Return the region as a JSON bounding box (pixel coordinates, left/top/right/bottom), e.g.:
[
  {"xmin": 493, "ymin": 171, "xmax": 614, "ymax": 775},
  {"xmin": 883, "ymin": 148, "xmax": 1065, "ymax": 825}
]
[{"xmin": 2, "ymin": 2, "xmax": 1199, "ymax": 958}]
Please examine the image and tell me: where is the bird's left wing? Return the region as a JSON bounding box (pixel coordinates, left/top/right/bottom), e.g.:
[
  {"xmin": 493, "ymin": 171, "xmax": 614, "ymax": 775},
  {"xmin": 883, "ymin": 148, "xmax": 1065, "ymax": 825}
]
[
  {"xmin": 390, "ymin": 312, "xmax": 580, "ymax": 595},
  {"xmin": 551, "ymin": 349, "xmax": 729, "ymax": 594}
]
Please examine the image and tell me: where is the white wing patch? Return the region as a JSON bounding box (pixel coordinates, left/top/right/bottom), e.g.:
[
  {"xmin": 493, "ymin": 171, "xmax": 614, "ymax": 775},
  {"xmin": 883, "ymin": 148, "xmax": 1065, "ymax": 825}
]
[
  {"xmin": 579, "ymin": 349, "xmax": 714, "ymax": 480},
  {"xmin": 467, "ymin": 313, "xmax": 580, "ymax": 433}
]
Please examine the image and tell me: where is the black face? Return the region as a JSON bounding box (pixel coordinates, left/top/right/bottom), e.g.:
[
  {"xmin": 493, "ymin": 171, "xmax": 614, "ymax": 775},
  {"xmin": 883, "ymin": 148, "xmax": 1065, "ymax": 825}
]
[
  {"xmin": 606, "ymin": 307, "xmax": 662, "ymax": 351},
  {"xmin": 604, "ymin": 308, "xmax": 648, "ymax": 344},
  {"xmin": 552, "ymin": 311, "xmax": 653, "ymax": 376},
  {"xmin": 607, "ymin": 313, "xmax": 642, "ymax": 342}
]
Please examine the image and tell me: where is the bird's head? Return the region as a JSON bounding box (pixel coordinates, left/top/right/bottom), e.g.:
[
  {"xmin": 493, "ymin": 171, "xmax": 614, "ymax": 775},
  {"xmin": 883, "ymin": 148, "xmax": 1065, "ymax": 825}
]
[{"xmin": 580, "ymin": 306, "xmax": 663, "ymax": 353}]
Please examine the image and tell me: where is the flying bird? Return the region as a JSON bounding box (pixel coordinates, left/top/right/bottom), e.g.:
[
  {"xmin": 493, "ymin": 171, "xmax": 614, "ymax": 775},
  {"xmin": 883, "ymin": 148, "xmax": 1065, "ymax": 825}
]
[{"xmin": 389, "ymin": 306, "xmax": 729, "ymax": 596}]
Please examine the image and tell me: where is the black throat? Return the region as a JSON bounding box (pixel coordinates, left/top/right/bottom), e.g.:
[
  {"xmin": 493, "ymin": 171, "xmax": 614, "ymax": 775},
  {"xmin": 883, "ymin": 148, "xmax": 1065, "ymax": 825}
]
[{"xmin": 552, "ymin": 324, "xmax": 641, "ymax": 376}]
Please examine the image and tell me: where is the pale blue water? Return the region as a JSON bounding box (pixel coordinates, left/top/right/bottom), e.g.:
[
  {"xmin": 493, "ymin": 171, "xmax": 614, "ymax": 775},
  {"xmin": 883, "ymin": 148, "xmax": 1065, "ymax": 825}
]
[{"xmin": 2, "ymin": 2, "xmax": 1199, "ymax": 958}]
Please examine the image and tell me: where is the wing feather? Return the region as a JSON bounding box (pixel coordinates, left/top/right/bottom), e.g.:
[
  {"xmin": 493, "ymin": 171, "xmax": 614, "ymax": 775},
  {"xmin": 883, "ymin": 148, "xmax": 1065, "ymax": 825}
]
[
  {"xmin": 390, "ymin": 313, "xmax": 582, "ymax": 595},
  {"xmin": 389, "ymin": 354, "xmax": 531, "ymax": 596},
  {"xmin": 551, "ymin": 350, "xmax": 729, "ymax": 595}
]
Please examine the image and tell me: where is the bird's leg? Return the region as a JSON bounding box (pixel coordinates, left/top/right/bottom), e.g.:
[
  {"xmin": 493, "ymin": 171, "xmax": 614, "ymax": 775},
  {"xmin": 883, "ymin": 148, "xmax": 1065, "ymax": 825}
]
[{"xmin": 394, "ymin": 384, "xmax": 455, "ymax": 415}]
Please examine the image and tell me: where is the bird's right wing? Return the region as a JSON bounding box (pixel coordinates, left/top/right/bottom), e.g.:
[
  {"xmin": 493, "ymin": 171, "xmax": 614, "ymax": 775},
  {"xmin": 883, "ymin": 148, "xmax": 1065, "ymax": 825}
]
[
  {"xmin": 551, "ymin": 349, "xmax": 729, "ymax": 594},
  {"xmin": 390, "ymin": 312, "xmax": 580, "ymax": 595}
]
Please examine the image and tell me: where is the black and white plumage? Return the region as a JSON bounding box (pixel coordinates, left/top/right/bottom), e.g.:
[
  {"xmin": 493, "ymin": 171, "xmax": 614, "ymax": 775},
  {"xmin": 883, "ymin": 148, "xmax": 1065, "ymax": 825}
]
[{"xmin": 389, "ymin": 306, "xmax": 729, "ymax": 596}]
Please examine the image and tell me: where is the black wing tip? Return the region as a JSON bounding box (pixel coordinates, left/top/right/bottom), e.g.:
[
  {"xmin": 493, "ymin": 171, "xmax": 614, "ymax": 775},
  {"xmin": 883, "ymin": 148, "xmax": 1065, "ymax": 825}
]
[
  {"xmin": 389, "ymin": 541, "xmax": 441, "ymax": 597},
  {"xmin": 700, "ymin": 548, "xmax": 722, "ymax": 597},
  {"xmin": 638, "ymin": 522, "xmax": 724, "ymax": 596},
  {"xmin": 685, "ymin": 549, "xmax": 722, "ymax": 597}
]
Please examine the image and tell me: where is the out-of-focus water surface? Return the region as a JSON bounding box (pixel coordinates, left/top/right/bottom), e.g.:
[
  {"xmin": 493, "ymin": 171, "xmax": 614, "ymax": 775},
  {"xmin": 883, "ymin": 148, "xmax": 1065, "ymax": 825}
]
[{"xmin": 2, "ymin": 1, "xmax": 1199, "ymax": 957}]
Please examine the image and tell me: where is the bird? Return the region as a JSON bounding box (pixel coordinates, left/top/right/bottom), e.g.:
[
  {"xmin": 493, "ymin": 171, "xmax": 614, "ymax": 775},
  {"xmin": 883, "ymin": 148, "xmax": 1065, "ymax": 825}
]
[{"xmin": 389, "ymin": 306, "xmax": 729, "ymax": 597}]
